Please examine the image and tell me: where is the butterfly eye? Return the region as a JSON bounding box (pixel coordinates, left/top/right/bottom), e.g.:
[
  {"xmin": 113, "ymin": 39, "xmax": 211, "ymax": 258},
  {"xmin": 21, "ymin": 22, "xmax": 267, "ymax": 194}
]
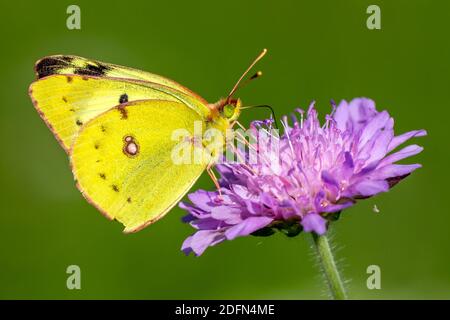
[{"xmin": 223, "ymin": 104, "xmax": 235, "ymax": 119}]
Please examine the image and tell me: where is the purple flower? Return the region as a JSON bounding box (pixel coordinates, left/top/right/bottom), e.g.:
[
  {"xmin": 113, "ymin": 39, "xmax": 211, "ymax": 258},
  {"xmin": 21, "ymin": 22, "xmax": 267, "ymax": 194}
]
[{"xmin": 180, "ymin": 98, "xmax": 426, "ymax": 256}]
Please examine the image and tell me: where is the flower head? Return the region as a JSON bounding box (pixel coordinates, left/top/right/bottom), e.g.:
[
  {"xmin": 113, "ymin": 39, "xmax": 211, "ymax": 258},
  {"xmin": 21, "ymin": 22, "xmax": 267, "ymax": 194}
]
[{"xmin": 180, "ymin": 98, "xmax": 426, "ymax": 256}]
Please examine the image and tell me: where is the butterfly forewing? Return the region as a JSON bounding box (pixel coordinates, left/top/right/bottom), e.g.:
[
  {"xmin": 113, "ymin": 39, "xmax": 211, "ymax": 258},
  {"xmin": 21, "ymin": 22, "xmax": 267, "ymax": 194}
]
[{"xmin": 35, "ymin": 55, "xmax": 208, "ymax": 104}]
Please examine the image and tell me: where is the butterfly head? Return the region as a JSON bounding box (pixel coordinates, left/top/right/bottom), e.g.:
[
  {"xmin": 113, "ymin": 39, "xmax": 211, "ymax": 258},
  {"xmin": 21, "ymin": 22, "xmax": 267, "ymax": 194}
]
[
  {"xmin": 208, "ymin": 98, "xmax": 241, "ymax": 129},
  {"xmin": 221, "ymin": 98, "xmax": 241, "ymax": 122}
]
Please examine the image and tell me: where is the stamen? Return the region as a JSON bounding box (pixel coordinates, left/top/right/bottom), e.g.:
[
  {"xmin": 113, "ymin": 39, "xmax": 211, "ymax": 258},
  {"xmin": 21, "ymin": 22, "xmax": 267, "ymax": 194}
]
[
  {"xmin": 280, "ymin": 119, "xmax": 295, "ymax": 157},
  {"xmin": 330, "ymin": 99, "xmax": 337, "ymax": 116},
  {"xmin": 296, "ymin": 108, "xmax": 305, "ymax": 128}
]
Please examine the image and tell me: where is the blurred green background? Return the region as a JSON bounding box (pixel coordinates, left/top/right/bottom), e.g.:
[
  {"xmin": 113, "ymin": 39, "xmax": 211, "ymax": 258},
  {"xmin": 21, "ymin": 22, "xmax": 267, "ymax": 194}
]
[{"xmin": 0, "ymin": 0, "xmax": 448, "ymax": 299}]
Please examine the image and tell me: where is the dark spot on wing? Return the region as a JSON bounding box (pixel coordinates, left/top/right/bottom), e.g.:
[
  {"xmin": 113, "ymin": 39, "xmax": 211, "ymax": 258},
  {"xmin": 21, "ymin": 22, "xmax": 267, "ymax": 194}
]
[
  {"xmin": 101, "ymin": 125, "xmax": 106, "ymax": 132},
  {"xmin": 112, "ymin": 185, "xmax": 119, "ymax": 192},
  {"xmin": 35, "ymin": 56, "xmax": 73, "ymax": 78},
  {"xmin": 117, "ymin": 105, "xmax": 128, "ymax": 119},
  {"xmin": 69, "ymin": 108, "xmax": 75, "ymax": 112},
  {"xmin": 74, "ymin": 62, "xmax": 110, "ymax": 77},
  {"xmin": 36, "ymin": 58, "xmax": 62, "ymax": 72},
  {"xmin": 76, "ymin": 119, "xmax": 83, "ymax": 126},
  {"xmin": 94, "ymin": 143, "xmax": 100, "ymax": 149},
  {"xmin": 36, "ymin": 57, "xmax": 62, "ymax": 70},
  {"xmin": 66, "ymin": 76, "xmax": 73, "ymax": 83},
  {"xmin": 62, "ymin": 96, "xmax": 68, "ymax": 103},
  {"xmin": 99, "ymin": 173, "xmax": 106, "ymax": 180},
  {"xmin": 127, "ymin": 197, "xmax": 132, "ymax": 203},
  {"xmin": 119, "ymin": 93, "xmax": 128, "ymax": 104}
]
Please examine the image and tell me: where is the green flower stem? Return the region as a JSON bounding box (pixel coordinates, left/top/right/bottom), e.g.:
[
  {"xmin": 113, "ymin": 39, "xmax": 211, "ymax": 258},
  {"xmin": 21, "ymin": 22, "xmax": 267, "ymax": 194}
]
[{"xmin": 312, "ymin": 233, "xmax": 347, "ymax": 300}]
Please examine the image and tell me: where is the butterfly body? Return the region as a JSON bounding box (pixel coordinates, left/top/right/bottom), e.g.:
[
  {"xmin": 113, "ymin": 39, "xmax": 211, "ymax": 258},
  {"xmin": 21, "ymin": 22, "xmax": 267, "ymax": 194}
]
[{"xmin": 29, "ymin": 52, "xmax": 264, "ymax": 232}]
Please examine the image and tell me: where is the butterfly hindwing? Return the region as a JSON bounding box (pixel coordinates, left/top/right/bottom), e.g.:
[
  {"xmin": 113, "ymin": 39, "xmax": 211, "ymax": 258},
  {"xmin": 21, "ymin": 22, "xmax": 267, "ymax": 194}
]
[{"xmin": 70, "ymin": 100, "xmax": 208, "ymax": 233}]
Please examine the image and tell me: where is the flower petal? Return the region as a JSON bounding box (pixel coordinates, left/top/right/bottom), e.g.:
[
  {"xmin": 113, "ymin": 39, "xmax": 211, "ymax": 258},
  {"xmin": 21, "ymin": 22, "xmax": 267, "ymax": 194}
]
[
  {"xmin": 210, "ymin": 206, "xmax": 243, "ymax": 224},
  {"xmin": 363, "ymin": 129, "xmax": 394, "ymax": 166},
  {"xmin": 181, "ymin": 214, "xmax": 195, "ymax": 223},
  {"xmin": 379, "ymin": 144, "xmax": 424, "ymax": 167},
  {"xmin": 388, "ymin": 129, "xmax": 427, "ymax": 152},
  {"xmin": 179, "ymin": 202, "xmax": 206, "ymax": 218},
  {"xmin": 349, "ymin": 179, "xmax": 389, "ymax": 197},
  {"xmin": 187, "ymin": 190, "xmax": 218, "ymax": 211},
  {"xmin": 224, "ymin": 216, "xmax": 274, "ymax": 240},
  {"xmin": 301, "ymin": 214, "xmax": 327, "ymax": 234},
  {"xmin": 323, "ymin": 201, "xmax": 354, "ymax": 213},
  {"xmin": 334, "ymin": 98, "xmax": 377, "ymax": 133},
  {"xmin": 181, "ymin": 235, "xmax": 193, "ymax": 255},
  {"xmin": 358, "ymin": 111, "xmax": 392, "ymax": 147},
  {"xmin": 369, "ymin": 164, "xmax": 422, "ymax": 180},
  {"xmin": 321, "ymin": 170, "xmax": 339, "ymax": 188},
  {"xmin": 189, "ymin": 230, "xmax": 226, "ymax": 256},
  {"xmin": 190, "ymin": 217, "xmax": 225, "ymax": 230}
]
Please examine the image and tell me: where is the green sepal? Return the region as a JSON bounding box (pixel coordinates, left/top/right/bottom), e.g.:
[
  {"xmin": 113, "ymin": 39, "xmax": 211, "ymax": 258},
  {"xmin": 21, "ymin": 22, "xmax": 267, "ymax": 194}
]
[
  {"xmin": 251, "ymin": 227, "xmax": 276, "ymax": 237},
  {"xmin": 251, "ymin": 219, "xmax": 303, "ymax": 238},
  {"xmin": 324, "ymin": 211, "xmax": 341, "ymax": 221}
]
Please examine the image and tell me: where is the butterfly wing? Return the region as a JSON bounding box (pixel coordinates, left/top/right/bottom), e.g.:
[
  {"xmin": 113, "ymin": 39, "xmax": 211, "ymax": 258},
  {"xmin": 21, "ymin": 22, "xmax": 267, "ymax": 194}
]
[
  {"xmin": 34, "ymin": 55, "xmax": 207, "ymax": 104},
  {"xmin": 70, "ymin": 99, "xmax": 209, "ymax": 233},
  {"xmin": 29, "ymin": 74, "xmax": 210, "ymax": 153}
]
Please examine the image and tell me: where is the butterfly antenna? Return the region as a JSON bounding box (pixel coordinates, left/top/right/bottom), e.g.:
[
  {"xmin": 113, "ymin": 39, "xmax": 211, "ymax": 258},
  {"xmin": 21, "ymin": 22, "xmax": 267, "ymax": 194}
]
[{"xmin": 226, "ymin": 49, "xmax": 267, "ymax": 102}]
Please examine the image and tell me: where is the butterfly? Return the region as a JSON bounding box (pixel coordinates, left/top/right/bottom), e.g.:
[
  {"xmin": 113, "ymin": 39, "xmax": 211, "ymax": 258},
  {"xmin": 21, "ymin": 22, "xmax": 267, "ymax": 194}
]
[{"xmin": 28, "ymin": 49, "xmax": 267, "ymax": 233}]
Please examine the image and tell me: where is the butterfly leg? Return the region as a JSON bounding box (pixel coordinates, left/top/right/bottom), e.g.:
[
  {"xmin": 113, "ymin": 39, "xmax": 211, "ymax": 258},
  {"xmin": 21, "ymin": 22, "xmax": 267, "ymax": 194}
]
[{"xmin": 206, "ymin": 163, "xmax": 223, "ymax": 200}]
